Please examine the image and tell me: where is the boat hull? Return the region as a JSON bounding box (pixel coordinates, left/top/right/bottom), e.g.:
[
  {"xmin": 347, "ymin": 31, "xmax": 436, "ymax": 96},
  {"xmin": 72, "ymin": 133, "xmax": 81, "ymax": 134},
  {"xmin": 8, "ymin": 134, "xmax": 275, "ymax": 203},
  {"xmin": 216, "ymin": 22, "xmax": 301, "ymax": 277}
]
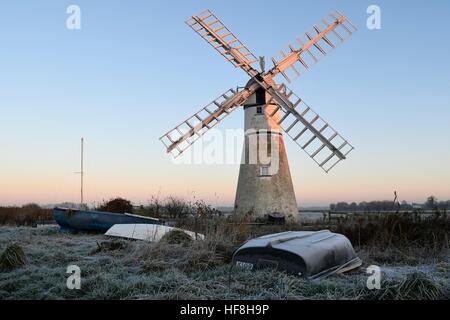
[
  {"xmin": 53, "ymin": 207, "xmax": 163, "ymax": 233},
  {"xmin": 105, "ymin": 224, "xmax": 204, "ymax": 242},
  {"xmin": 232, "ymin": 230, "xmax": 362, "ymax": 279}
]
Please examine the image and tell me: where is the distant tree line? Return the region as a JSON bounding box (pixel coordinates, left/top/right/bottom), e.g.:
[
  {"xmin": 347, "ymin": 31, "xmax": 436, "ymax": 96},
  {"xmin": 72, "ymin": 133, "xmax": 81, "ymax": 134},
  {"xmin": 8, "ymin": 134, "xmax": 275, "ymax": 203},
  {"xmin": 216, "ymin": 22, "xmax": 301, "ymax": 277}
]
[{"xmin": 330, "ymin": 196, "xmax": 450, "ymax": 212}]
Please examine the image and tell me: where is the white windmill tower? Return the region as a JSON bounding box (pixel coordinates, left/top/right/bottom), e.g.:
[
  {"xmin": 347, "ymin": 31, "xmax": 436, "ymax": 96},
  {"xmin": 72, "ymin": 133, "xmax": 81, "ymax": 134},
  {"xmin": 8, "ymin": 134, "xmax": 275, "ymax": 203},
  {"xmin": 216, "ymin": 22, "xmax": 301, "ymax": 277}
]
[{"xmin": 160, "ymin": 9, "xmax": 357, "ymax": 221}]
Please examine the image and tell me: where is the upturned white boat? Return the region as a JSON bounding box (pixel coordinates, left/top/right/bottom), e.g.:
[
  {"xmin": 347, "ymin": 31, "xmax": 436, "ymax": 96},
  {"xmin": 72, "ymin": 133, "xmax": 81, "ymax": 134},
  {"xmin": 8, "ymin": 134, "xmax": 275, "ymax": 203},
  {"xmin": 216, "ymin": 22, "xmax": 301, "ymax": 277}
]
[{"xmin": 105, "ymin": 223, "xmax": 204, "ymax": 242}]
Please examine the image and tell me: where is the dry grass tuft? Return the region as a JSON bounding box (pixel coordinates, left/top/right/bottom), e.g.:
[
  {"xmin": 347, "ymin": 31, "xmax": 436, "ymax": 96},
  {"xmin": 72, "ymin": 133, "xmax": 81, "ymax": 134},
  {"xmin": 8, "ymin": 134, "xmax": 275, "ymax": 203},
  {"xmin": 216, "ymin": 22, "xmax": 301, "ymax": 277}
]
[
  {"xmin": 90, "ymin": 240, "xmax": 128, "ymax": 254},
  {"xmin": 127, "ymin": 219, "xmax": 245, "ymax": 274},
  {"xmin": 362, "ymin": 272, "xmax": 445, "ymax": 300},
  {"xmin": 131, "ymin": 242, "xmax": 222, "ymax": 273},
  {"xmin": 161, "ymin": 230, "xmax": 193, "ymax": 246},
  {"xmin": 0, "ymin": 243, "xmax": 28, "ymax": 271}
]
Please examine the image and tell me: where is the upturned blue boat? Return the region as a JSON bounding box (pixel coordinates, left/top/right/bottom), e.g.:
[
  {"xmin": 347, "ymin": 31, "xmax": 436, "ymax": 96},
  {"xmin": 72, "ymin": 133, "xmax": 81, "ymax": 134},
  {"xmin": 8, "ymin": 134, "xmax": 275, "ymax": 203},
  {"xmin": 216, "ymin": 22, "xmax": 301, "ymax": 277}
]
[{"xmin": 53, "ymin": 207, "xmax": 163, "ymax": 233}]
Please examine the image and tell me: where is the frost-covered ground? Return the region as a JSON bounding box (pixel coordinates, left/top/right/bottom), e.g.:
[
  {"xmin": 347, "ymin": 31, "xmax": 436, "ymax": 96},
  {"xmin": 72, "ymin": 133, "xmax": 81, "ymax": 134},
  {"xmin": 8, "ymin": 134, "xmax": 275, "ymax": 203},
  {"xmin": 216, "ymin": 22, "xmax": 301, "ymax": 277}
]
[{"xmin": 0, "ymin": 225, "xmax": 448, "ymax": 300}]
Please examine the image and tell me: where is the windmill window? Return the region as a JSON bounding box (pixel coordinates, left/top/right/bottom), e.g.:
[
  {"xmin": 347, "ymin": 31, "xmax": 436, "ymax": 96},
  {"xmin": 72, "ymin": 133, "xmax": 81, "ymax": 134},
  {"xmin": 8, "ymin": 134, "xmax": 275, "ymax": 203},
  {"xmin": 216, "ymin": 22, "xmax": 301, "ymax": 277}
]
[
  {"xmin": 256, "ymin": 106, "xmax": 263, "ymax": 114},
  {"xmin": 260, "ymin": 166, "xmax": 271, "ymax": 176}
]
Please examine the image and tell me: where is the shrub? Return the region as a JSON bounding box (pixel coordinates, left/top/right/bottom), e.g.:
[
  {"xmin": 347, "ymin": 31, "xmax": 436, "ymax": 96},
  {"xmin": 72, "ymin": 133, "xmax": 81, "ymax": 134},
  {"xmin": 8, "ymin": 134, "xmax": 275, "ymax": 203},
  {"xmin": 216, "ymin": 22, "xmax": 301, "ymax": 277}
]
[
  {"xmin": 97, "ymin": 197, "xmax": 133, "ymax": 214},
  {"xmin": 164, "ymin": 196, "xmax": 188, "ymax": 219},
  {"xmin": 134, "ymin": 196, "xmax": 222, "ymax": 219}
]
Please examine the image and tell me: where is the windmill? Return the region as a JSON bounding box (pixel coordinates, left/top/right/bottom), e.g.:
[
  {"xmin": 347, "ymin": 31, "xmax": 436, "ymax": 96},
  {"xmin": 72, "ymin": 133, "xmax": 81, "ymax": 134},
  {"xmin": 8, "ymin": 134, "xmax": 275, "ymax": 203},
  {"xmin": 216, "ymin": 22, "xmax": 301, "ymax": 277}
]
[{"xmin": 160, "ymin": 9, "xmax": 357, "ymax": 221}]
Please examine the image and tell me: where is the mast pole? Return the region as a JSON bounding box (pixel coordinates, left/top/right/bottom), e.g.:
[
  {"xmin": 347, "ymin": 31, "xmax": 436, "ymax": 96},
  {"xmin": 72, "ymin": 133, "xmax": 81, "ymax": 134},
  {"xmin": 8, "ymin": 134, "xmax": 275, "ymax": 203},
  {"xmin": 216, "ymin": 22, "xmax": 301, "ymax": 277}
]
[{"xmin": 80, "ymin": 137, "xmax": 84, "ymax": 205}]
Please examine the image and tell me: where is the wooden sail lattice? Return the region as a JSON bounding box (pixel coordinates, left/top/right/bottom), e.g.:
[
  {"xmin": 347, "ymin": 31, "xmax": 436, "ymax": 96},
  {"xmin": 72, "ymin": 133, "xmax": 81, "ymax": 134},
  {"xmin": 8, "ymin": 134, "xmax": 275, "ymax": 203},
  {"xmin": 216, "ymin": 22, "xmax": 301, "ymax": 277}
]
[
  {"xmin": 159, "ymin": 88, "xmax": 251, "ymax": 157},
  {"xmin": 161, "ymin": 9, "xmax": 357, "ymax": 173},
  {"xmin": 266, "ymin": 83, "xmax": 354, "ymax": 172},
  {"xmin": 186, "ymin": 9, "xmax": 259, "ymax": 77},
  {"xmin": 269, "ymin": 10, "xmax": 357, "ymax": 84}
]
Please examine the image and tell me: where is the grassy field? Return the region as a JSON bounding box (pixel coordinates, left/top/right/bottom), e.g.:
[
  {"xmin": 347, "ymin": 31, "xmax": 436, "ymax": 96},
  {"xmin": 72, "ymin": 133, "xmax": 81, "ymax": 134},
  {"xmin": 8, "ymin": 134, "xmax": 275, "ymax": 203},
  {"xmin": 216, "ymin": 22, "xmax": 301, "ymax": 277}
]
[{"xmin": 0, "ymin": 211, "xmax": 449, "ymax": 300}]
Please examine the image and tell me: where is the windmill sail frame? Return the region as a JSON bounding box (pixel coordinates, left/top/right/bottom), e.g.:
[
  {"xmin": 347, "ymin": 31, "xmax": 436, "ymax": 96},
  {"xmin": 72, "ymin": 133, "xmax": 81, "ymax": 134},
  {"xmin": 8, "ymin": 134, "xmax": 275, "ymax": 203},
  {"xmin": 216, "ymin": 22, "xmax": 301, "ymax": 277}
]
[
  {"xmin": 161, "ymin": 9, "xmax": 357, "ymax": 172},
  {"xmin": 159, "ymin": 87, "xmax": 254, "ymax": 157}
]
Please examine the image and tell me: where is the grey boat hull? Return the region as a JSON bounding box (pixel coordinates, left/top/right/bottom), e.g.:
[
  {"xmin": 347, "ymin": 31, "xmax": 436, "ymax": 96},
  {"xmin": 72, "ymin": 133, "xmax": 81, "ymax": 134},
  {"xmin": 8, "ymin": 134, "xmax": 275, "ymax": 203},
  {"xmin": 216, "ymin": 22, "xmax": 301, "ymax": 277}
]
[{"xmin": 232, "ymin": 230, "xmax": 361, "ymax": 279}]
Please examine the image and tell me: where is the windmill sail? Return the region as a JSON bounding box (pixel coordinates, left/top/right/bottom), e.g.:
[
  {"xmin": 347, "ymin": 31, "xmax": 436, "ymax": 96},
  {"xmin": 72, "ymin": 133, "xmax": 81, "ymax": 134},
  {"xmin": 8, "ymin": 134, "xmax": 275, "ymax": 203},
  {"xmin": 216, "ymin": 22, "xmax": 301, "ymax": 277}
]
[
  {"xmin": 268, "ymin": 10, "xmax": 357, "ymax": 84},
  {"xmin": 159, "ymin": 88, "xmax": 253, "ymax": 157},
  {"xmin": 162, "ymin": 9, "xmax": 356, "ymax": 172},
  {"xmin": 186, "ymin": 10, "xmax": 260, "ymax": 78},
  {"xmin": 265, "ymin": 83, "xmax": 354, "ymax": 173}
]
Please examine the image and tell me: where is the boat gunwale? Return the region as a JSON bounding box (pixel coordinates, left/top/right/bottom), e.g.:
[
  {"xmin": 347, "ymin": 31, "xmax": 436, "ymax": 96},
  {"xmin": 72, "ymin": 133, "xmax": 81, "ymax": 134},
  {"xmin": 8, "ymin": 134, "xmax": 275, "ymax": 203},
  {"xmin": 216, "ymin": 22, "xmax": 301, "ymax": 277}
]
[{"xmin": 53, "ymin": 207, "xmax": 161, "ymax": 221}]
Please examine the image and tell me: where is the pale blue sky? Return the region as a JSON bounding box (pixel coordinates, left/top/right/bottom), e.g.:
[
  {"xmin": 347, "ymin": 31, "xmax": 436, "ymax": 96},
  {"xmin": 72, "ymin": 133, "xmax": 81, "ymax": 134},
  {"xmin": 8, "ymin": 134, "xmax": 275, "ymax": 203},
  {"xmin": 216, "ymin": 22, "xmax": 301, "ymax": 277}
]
[{"xmin": 1, "ymin": 0, "xmax": 449, "ymax": 206}]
